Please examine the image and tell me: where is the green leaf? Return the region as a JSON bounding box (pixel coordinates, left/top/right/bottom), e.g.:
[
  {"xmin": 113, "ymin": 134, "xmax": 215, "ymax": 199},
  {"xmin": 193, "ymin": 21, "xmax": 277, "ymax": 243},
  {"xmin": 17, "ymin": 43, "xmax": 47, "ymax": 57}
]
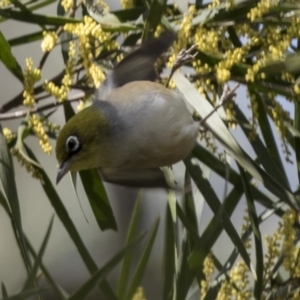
[
  {"xmin": 260, "ymin": 52, "xmax": 300, "ymax": 75},
  {"xmin": 143, "ymin": 0, "xmax": 167, "ymax": 39},
  {"xmin": 124, "ymin": 217, "xmax": 160, "ymax": 300},
  {"xmin": 23, "ymin": 215, "xmax": 54, "ymax": 290},
  {"xmin": 0, "ymin": 31, "xmax": 24, "ymax": 82},
  {"xmin": 173, "ymin": 71, "xmax": 299, "ymax": 210},
  {"xmin": 68, "ymin": 233, "xmax": 146, "ymax": 300},
  {"xmin": 185, "ymin": 158, "xmax": 256, "ymax": 279},
  {"xmin": 1, "ymin": 282, "xmax": 8, "ymax": 298},
  {"xmin": 57, "ymin": 0, "xmax": 73, "ymax": 63},
  {"xmin": 235, "ymin": 99, "xmax": 289, "ymax": 188},
  {"xmin": 183, "ymin": 171, "xmax": 199, "ymax": 247},
  {"xmin": 9, "ymin": 0, "xmax": 45, "ymax": 29},
  {"xmin": 173, "ymin": 238, "xmax": 199, "ymax": 300},
  {"xmin": 0, "ymin": 288, "xmax": 47, "ymax": 300},
  {"xmin": 28, "ymin": 0, "xmax": 57, "ymax": 11},
  {"xmin": 113, "ymin": 7, "xmax": 144, "ymax": 22},
  {"xmin": 162, "ymin": 204, "xmax": 176, "ymax": 300},
  {"xmin": 8, "ymin": 30, "xmax": 44, "ymax": 47},
  {"xmin": 63, "ymin": 102, "xmax": 117, "ymax": 231},
  {"xmin": 176, "ymin": 203, "xmax": 199, "ymax": 243},
  {"xmin": 117, "ymin": 192, "xmax": 142, "ymax": 298},
  {"xmin": 0, "ymin": 186, "xmax": 10, "ymax": 214},
  {"xmin": 294, "ymin": 97, "xmax": 300, "ymax": 185},
  {"xmin": 79, "ymin": 169, "xmax": 117, "ymax": 231},
  {"xmin": 24, "ymin": 145, "xmax": 117, "ymax": 300},
  {"xmin": 0, "ymin": 125, "xmax": 30, "ymax": 272},
  {"xmin": 25, "ymin": 237, "xmax": 68, "ymax": 300},
  {"xmin": 192, "ymin": 144, "xmax": 284, "ymax": 216},
  {"xmin": 0, "ymin": 9, "xmax": 80, "ymax": 25},
  {"xmin": 239, "ymin": 165, "xmax": 263, "ymax": 299}
]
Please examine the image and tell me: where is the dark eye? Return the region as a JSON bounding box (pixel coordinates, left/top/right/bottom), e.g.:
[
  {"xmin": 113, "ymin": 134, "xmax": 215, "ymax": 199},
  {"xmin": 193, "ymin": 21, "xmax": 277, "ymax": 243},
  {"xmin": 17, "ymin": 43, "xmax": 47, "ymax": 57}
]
[{"xmin": 66, "ymin": 135, "xmax": 80, "ymax": 153}]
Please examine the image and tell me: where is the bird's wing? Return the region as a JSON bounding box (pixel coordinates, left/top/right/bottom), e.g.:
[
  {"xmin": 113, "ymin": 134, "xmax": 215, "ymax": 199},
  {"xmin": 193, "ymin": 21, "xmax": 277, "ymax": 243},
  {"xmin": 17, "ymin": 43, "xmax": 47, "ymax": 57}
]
[
  {"xmin": 97, "ymin": 30, "xmax": 177, "ymax": 99},
  {"xmin": 99, "ymin": 167, "xmax": 176, "ymax": 189}
]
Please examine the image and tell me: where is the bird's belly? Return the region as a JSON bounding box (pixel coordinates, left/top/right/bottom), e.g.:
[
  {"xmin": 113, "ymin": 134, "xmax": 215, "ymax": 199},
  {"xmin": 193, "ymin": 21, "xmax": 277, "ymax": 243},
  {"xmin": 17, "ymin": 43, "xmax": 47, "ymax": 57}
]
[{"xmin": 118, "ymin": 122, "xmax": 198, "ymax": 168}]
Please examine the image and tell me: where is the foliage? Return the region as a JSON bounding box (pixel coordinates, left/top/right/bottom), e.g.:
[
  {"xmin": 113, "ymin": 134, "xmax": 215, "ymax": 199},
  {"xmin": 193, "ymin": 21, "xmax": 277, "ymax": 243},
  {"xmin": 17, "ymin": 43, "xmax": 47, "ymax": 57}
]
[{"xmin": 1, "ymin": 0, "xmax": 300, "ymax": 299}]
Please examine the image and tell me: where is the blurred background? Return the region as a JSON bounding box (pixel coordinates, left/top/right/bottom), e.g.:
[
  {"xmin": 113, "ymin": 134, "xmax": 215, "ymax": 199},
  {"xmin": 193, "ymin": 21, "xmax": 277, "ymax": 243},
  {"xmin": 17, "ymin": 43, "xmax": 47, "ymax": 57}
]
[{"xmin": 0, "ymin": 0, "xmax": 298, "ymax": 299}]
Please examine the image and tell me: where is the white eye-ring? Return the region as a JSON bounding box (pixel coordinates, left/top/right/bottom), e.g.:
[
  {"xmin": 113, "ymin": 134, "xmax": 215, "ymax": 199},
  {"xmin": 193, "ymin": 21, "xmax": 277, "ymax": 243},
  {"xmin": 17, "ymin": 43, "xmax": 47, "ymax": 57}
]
[{"xmin": 66, "ymin": 135, "xmax": 80, "ymax": 153}]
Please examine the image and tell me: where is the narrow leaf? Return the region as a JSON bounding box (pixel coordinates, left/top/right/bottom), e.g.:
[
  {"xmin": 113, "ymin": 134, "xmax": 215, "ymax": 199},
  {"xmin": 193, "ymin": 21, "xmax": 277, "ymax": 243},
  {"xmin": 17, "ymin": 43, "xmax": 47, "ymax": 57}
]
[
  {"xmin": 0, "ymin": 9, "xmax": 80, "ymax": 25},
  {"xmin": 1, "ymin": 283, "xmax": 8, "ymax": 298},
  {"xmin": 79, "ymin": 169, "xmax": 117, "ymax": 231},
  {"xmin": 125, "ymin": 217, "xmax": 160, "ymax": 300},
  {"xmin": 0, "ymin": 125, "xmax": 30, "ymax": 272},
  {"xmin": 0, "ymin": 31, "xmax": 24, "ymax": 82},
  {"xmin": 235, "ymin": 99, "xmax": 289, "ymax": 188},
  {"xmin": 68, "ymin": 233, "xmax": 146, "ymax": 300},
  {"xmin": 25, "ymin": 237, "xmax": 68, "ymax": 300},
  {"xmin": 117, "ymin": 192, "xmax": 142, "ymax": 298},
  {"xmin": 185, "ymin": 158, "xmax": 257, "ymax": 280},
  {"xmin": 174, "ymin": 71, "xmax": 299, "ymax": 210},
  {"xmin": 24, "ymin": 145, "xmax": 117, "ymax": 300},
  {"xmin": 8, "ymin": 30, "xmax": 44, "ymax": 47},
  {"xmin": 0, "ymin": 288, "xmax": 47, "ymax": 300},
  {"xmin": 162, "ymin": 204, "xmax": 176, "ymax": 300},
  {"xmin": 238, "ymin": 165, "xmax": 263, "ymax": 299},
  {"xmin": 143, "ymin": 0, "xmax": 167, "ymax": 40},
  {"xmin": 23, "ymin": 215, "xmax": 55, "ymax": 290}
]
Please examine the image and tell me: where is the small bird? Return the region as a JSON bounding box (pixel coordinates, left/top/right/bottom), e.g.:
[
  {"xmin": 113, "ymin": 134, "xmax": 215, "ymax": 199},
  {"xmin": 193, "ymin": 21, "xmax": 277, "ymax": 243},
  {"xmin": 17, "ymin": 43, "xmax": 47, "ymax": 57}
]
[{"xmin": 56, "ymin": 30, "xmax": 198, "ymax": 188}]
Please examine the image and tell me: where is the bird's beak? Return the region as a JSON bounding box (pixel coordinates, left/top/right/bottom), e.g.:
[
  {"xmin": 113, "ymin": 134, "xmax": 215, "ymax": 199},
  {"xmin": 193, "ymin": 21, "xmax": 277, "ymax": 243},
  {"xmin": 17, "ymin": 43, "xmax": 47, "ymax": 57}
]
[{"xmin": 56, "ymin": 159, "xmax": 71, "ymax": 184}]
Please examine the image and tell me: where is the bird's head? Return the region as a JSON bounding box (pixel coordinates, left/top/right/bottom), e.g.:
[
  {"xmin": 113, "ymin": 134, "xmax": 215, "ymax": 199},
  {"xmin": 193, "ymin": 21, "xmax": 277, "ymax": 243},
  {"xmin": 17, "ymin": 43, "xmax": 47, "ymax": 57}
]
[{"xmin": 55, "ymin": 105, "xmax": 110, "ymax": 184}]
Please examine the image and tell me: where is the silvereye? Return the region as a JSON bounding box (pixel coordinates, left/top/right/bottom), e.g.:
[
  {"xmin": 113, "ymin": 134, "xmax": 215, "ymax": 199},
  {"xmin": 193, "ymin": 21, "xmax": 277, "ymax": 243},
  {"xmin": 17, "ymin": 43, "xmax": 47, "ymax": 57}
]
[{"xmin": 56, "ymin": 31, "xmax": 198, "ymax": 188}]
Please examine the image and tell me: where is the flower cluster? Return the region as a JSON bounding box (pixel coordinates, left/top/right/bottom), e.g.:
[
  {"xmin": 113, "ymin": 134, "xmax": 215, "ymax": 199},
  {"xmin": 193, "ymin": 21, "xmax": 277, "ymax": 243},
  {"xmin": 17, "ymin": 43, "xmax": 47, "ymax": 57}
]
[
  {"xmin": 120, "ymin": 0, "xmax": 133, "ymax": 9},
  {"xmin": 29, "ymin": 114, "xmax": 52, "ymax": 154},
  {"xmin": 201, "ymin": 252, "xmax": 215, "ymax": 299},
  {"xmin": 41, "ymin": 31, "xmax": 58, "ymax": 52},
  {"xmin": 0, "ymin": 0, "xmax": 10, "ymax": 7},
  {"xmin": 61, "ymin": 0, "xmax": 73, "ymax": 12},
  {"xmin": 23, "ymin": 58, "xmax": 41, "ymax": 108},
  {"xmin": 2, "ymin": 127, "xmax": 16, "ymax": 144},
  {"xmin": 132, "ymin": 287, "xmax": 146, "ymax": 300},
  {"xmin": 64, "ymin": 16, "xmax": 115, "ymax": 87},
  {"xmin": 43, "ymin": 41, "xmax": 76, "ymax": 102}
]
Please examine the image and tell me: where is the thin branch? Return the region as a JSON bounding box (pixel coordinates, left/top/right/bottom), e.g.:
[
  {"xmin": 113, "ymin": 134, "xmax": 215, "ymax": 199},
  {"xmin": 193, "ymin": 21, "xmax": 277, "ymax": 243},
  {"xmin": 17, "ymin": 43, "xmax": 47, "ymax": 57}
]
[
  {"xmin": 0, "ymin": 92, "xmax": 84, "ymax": 121},
  {"xmin": 166, "ymin": 45, "xmax": 198, "ymax": 88},
  {"xmin": 200, "ymin": 83, "xmax": 240, "ymax": 126}
]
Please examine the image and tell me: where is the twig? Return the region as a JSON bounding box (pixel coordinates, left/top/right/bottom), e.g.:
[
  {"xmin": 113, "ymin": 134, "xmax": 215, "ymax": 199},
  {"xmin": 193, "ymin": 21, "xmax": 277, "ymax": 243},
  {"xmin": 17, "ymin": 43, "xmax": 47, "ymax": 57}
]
[
  {"xmin": 166, "ymin": 44, "xmax": 198, "ymax": 88},
  {"xmin": 200, "ymin": 83, "xmax": 240, "ymax": 126},
  {"xmin": 0, "ymin": 92, "xmax": 84, "ymax": 121}
]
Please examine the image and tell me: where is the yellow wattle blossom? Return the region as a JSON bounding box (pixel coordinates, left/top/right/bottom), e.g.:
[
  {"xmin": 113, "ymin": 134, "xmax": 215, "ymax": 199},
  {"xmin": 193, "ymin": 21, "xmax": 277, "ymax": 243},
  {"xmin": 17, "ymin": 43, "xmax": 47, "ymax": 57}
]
[
  {"xmin": 61, "ymin": 0, "xmax": 73, "ymax": 12},
  {"xmin": 43, "ymin": 80, "xmax": 68, "ymax": 102},
  {"xmin": 0, "ymin": 0, "xmax": 10, "ymax": 7},
  {"xmin": 23, "ymin": 58, "xmax": 41, "ymax": 108},
  {"xmin": 44, "ymin": 40, "xmax": 77, "ymax": 102},
  {"xmin": 132, "ymin": 287, "xmax": 146, "ymax": 300},
  {"xmin": 225, "ymin": 0, "xmax": 236, "ymax": 10},
  {"xmin": 29, "ymin": 114, "xmax": 52, "ymax": 154},
  {"xmin": 41, "ymin": 31, "xmax": 58, "ymax": 52},
  {"xmin": 2, "ymin": 127, "xmax": 16, "ymax": 143},
  {"xmin": 263, "ymin": 231, "xmax": 281, "ymax": 288},
  {"xmin": 247, "ymin": 0, "xmax": 279, "ymax": 22},
  {"xmin": 64, "ymin": 16, "xmax": 115, "ymax": 88},
  {"xmin": 201, "ymin": 253, "xmax": 215, "ymax": 300},
  {"xmin": 120, "ymin": 0, "xmax": 133, "ymax": 9}
]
